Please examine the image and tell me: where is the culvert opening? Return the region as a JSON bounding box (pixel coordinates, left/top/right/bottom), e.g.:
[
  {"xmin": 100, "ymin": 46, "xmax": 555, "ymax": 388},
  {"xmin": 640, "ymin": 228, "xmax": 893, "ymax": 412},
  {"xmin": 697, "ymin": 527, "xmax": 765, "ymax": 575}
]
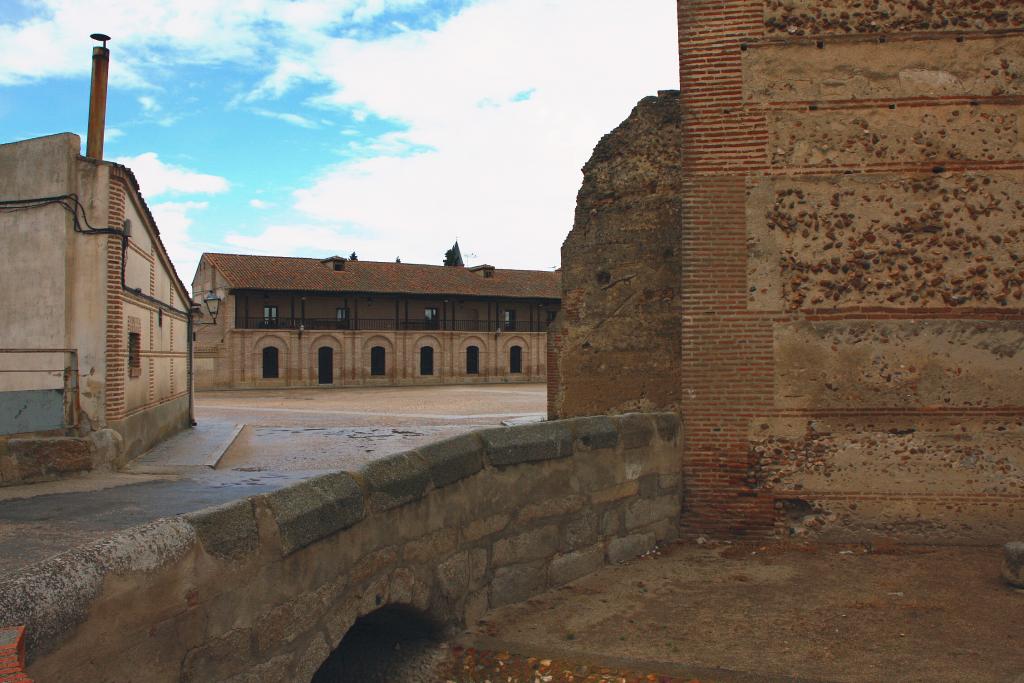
[{"xmin": 311, "ymin": 604, "xmax": 446, "ymax": 682}]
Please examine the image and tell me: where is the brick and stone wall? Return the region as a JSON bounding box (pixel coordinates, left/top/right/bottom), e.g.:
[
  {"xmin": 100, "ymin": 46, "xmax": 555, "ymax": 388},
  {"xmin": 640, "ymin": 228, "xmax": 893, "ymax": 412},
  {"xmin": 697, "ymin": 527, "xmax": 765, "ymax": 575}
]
[
  {"xmin": 680, "ymin": 0, "xmax": 1024, "ymax": 543},
  {"xmin": 0, "ymin": 414, "xmax": 680, "ymax": 681},
  {"xmin": 0, "ymin": 626, "xmax": 29, "ymax": 683},
  {"xmin": 554, "ymin": 1, "xmax": 1024, "ymax": 544}
]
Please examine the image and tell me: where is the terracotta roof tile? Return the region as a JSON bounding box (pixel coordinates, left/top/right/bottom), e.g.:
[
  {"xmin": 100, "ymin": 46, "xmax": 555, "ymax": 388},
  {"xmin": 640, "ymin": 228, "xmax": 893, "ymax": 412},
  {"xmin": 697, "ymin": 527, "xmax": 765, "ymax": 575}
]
[{"xmin": 203, "ymin": 253, "xmax": 560, "ymax": 299}]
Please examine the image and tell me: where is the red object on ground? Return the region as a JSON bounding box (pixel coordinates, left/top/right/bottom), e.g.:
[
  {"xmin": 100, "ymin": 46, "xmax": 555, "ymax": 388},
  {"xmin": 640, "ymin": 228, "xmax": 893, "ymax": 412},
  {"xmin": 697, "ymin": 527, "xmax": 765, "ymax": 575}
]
[{"xmin": 0, "ymin": 626, "xmax": 31, "ymax": 682}]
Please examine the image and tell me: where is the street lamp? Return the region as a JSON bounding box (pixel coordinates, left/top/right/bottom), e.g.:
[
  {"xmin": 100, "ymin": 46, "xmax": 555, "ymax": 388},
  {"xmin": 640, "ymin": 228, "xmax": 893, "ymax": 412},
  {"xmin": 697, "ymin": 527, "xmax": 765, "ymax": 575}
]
[
  {"xmin": 193, "ymin": 291, "xmax": 222, "ymax": 326},
  {"xmin": 203, "ymin": 291, "xmax": 221, "ymax": 320}
]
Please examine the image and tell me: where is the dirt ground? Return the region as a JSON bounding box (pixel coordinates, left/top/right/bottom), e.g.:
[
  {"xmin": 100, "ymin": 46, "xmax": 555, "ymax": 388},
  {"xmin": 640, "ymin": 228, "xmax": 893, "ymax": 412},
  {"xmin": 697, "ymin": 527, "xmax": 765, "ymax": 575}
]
[{"xmin": 444, "ymin": 541, "xmax": 1024, "ymax": 683}]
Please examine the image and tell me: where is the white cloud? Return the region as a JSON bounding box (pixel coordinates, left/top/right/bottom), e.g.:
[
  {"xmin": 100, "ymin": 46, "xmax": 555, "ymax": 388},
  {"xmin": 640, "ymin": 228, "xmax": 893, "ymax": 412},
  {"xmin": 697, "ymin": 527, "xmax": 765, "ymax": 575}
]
[
  {"xmin": 249, "ymin": 198, "xmax": 273, "ymax": 209},
  {"xmin": 252, "ymin": 108, "xmax": 319, "ymax": 128},
  {"xmin": 105, "ymin": 127, "xmax": 125, "ymax": 141},
  {"xmin": 0, "ymin": 0, "xmax": 431, "ymax": 87},
  {"xmin": 245, "ymin": 59, "xmax": 319, "ymax": 101},
  {"xmin": 224, "ymin": 224, "xmax": 367, "ymax": 257},
  {"xmin": 114, "ymin": 152, "xmax": 230, "ymax": 197},
  {"xmin": 280, "ymin": 0, "xmax": 679, "ymax": 268},
  {"xmin": 149, "ymin": 201, "xmax": 209, "ymax": 282},
  {"xmin": 6, "ymin": 0, "xmax": 679, "ymax": 272},
  {"xmin": 135, "ymin": 95, "xmax": 181, "ymax": 126}
]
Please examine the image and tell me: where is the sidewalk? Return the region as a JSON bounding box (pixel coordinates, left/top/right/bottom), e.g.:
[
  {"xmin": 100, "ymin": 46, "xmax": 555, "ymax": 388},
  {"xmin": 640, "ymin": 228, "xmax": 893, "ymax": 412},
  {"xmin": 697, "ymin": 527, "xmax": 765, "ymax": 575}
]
[{"xmin": 126, "ymin": 419, "xmax": 243, "ymax": 473}]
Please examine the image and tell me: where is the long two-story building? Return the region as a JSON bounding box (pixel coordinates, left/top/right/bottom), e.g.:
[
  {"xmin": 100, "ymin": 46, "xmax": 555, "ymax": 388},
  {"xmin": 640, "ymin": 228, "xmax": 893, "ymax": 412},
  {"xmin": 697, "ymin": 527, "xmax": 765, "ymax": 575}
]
[{"xmin": 191, "ymin": 253, "xmax": 560, "ymax": 389}]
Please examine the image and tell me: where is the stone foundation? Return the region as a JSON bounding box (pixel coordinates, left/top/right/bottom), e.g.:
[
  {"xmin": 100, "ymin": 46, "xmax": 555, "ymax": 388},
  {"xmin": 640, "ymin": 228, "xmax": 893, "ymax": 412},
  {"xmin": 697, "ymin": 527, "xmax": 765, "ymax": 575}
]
[{"xmin": 0, "ymin": 429, "xmax": 123, "ymax": 487}]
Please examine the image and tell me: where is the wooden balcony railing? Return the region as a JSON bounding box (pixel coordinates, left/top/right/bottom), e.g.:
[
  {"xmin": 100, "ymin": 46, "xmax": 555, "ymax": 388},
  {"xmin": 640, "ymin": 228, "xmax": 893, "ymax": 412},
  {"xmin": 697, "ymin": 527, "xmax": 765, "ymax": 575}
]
[{"xmin": 237, "ymin": 317, "xmax": 551, "ymax": 333}]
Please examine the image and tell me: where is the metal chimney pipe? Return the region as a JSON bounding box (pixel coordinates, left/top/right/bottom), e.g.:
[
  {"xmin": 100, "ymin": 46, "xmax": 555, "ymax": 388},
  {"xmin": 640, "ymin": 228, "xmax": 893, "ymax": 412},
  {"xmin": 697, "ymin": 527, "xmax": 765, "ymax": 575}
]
[{"xmin": 86, "ymin": 33, "xmax": 111, "ymax": 160}]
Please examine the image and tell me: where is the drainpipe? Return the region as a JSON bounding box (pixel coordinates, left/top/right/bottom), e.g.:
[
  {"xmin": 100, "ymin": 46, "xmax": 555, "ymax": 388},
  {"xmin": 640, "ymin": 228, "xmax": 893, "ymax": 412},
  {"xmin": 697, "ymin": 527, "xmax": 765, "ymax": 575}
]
[
  {"xmin": 86, "ymin": 33, "xmax": 111, "ymax": 160},
  {"xmin": 187, "ymin": 311, "xmax": 196, "ymax": 426}
]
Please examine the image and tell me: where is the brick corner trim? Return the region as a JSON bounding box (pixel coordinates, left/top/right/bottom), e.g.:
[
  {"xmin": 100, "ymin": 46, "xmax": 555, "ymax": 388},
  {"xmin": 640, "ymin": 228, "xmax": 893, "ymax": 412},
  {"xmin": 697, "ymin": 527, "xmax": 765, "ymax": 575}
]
[{"xmin": 0, "ymin": 626, "xmax": 31, "ymax": 682}]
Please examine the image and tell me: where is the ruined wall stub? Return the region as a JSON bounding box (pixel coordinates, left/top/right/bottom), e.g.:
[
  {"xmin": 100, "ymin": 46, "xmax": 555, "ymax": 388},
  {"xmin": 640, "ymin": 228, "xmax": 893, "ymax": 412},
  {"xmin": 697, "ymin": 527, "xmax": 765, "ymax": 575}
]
[
  {"xmin": 676, "ymin": 0, "xmax": 1024, "ymax": 542},
  {"xmin": 552, "ymin": 91, "xmax": 683, "ymax": 419}
]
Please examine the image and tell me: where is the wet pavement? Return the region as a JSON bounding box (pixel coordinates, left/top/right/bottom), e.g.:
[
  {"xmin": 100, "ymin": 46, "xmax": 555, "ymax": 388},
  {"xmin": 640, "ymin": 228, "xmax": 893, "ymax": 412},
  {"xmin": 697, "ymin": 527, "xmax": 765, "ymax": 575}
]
[
  {"xmin": 0, "ymin": 384, "xmax": 546, "ymax": 573},
  {"xmin": 219, "ymin": 424, "xmax": 471, "ymax": 471},
  {"xmin": 0, "ymin": 469, "xmax": 311, "ymax": 571}
]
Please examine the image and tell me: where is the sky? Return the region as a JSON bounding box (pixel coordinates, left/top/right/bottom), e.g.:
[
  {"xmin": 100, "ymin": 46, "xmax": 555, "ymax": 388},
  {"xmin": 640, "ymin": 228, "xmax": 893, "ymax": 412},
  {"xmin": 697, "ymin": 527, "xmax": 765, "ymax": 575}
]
[{"xmin": 0, "ymin": 0, "xmax": 679, "ymax": 282}]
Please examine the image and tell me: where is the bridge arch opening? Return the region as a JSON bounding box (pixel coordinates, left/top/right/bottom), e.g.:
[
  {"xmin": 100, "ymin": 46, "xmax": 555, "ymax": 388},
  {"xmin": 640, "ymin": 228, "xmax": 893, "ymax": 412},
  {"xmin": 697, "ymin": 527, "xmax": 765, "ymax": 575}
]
[{"xmin": 311, "ymin": 604, "xmax": 444, "ymax": 682}]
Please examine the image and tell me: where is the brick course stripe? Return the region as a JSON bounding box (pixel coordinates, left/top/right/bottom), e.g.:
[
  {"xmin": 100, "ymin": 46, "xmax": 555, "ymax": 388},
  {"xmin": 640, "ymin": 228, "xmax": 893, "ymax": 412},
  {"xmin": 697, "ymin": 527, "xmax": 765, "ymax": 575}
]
[{"xmin": 0, "ymin": 626, "xmax": 30, "ymax": 683}]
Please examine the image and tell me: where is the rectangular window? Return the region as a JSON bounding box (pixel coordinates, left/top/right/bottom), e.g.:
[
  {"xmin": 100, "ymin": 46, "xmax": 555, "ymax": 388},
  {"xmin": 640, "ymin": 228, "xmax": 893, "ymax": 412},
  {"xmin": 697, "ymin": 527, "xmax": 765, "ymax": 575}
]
[
  {"xmin": 336, "ymin": 306, "xmax": 349, "ymax": 329},
  {"xmin": 425, "ymin": 307, "xmax": 439, "ymax": 329},
  {"xmin": 263, "ymin": 305, "xmax": 278, "ymax": 328},
  {"xmin": 336, "ymin": 307, "xmax": 349, "ymax": 320},
  {"xmin": 128, "ymin": 332, "xmax": 142, "ymax": 378},
  {"xmin": 503, "ymin": 309, "xmax": 516, "ymax": 331}
]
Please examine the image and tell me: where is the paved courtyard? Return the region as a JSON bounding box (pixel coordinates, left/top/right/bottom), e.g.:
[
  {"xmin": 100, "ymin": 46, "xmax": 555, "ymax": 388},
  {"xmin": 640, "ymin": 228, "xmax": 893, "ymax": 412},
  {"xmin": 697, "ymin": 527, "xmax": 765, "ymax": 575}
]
[
  {"xmin": 200, "ymin": 384, "xmax": 546, "ymax": 471},
  {"xmin": 0, "ymin": 384, "xmax": 546, "ymax": 572}
]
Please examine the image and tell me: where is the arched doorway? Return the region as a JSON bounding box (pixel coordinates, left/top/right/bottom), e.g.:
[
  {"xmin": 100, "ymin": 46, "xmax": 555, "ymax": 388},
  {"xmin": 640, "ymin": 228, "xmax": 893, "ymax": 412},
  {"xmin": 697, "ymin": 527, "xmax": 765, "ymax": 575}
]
[
  {"xmin": 509, "ymin": 345, "xmax": 522, "ymax": 374},
  {"xmin": 370, "ymin": 346, "xmax": 386, "ymax": 376},
  {"xmin": 466, "ymin": 345, "xmax": 479, "ymax": 374},
  {"xmin": 262, "ymin": 346, "xmax": 279, "ymax": 379},
  {"xmin": 317, "ymin": 346, "xmax": 333, "ymax": 384},
  {"xmin": 420, "ymin": 346, "xmax": 434, "ymax": 376},
  {"xmin": 311, "ymin": 605, "xmax": 442, "ymax": 682}
]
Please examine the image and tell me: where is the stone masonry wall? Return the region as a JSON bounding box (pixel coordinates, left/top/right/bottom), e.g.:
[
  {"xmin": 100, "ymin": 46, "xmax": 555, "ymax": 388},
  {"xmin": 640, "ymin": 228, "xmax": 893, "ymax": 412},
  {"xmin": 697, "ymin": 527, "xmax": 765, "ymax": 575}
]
[
  {"xmin": 0, "ymin": 430, "xmax": 123, "ymax": 487},
  {"xmin": 677, "ymin": 0, "xmax": 1024, "ymax": 542},
  {"xmin": 552, "ymin": 92, "xmax": 683, "ymax": 418},
  {"xmin": 553, "ymin": 2, "xmax": 1024, "ymax": 543},
  {"xmin": 0, "ymin": 414, "xmax": 680, "ymax": 682}
]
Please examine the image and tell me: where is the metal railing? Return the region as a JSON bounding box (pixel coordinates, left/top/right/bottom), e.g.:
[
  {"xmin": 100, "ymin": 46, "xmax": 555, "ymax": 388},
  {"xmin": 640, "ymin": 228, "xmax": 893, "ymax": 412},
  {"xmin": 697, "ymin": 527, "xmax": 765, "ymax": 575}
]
[
  {"xmin": 237, "ymin": 317, "xmax": 552, "ymax": 333},
  {"xmin": 0, "ymin": 348, "xmax": 79, "ymax": 435}
]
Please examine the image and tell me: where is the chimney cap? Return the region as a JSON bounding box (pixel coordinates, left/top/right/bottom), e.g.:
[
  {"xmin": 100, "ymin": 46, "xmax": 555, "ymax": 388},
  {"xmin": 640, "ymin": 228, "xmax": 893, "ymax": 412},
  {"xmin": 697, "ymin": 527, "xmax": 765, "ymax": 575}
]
[{"xmin": 90, "ymin": 33, "xmax": 111, "ymax": 47}]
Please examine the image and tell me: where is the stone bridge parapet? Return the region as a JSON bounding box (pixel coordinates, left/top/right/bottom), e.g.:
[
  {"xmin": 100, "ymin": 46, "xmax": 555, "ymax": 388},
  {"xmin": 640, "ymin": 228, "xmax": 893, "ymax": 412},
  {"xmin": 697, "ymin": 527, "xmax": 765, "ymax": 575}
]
[{"xmin": 0, "ymin": 413, "xmax": 681, "ymax": 682}]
